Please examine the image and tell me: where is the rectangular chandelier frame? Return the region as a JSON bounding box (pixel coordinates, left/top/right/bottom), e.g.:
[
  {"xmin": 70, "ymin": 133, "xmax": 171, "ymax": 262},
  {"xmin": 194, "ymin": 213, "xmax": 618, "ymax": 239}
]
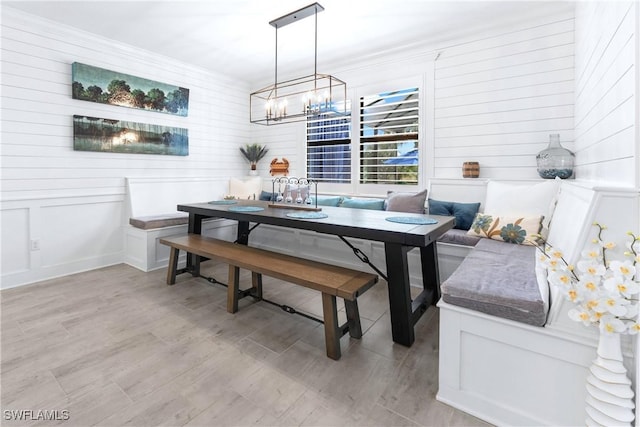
[{"xmin": 249, "ymin": 2, "xmax": 347, "ymax": 125}]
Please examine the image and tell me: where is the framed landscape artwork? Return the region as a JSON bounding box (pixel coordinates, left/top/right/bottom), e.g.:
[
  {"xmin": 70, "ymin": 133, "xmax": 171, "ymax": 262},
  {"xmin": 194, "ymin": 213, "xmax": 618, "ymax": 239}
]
[
  {"xmin": 71, "ymin": 62, "xmax": 189, "ymax": 116},
  {"xmin": 73, "ymin": 115, "xmax": 188, "ymax": 156}
]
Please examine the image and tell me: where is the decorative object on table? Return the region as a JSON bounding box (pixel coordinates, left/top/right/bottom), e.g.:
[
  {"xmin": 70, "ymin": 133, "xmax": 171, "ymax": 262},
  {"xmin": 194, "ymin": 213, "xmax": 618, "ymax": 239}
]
[
  {"xmin": 240, "ymin": 144, "xmax": 268, "ymax": 175},
  {"xmin": 536, "ymin": 133, "xmax": 575, "ymax": 179},
  {"xmin": 249, "ymin": 2, "xmax": 347, "ymax": 125},
  {"xmin": 462, "ymin": 161, "xmax": 480, "ymax": 178},
  {"xmin": 385, "ymin": 216, "xmax": 437, "ymax": 225},
  {"xmin": 227, "ymin": 206, "xmax": 265, "ymax": 212},
  {"xmin": 270, "ymin": 158, "xmax": 290, "ymax": 176},
  {"xmin": 286, "ymin": 212, "xmax": 328, "ymax": 219},
  {"xmin": 72, "ymin": 62, "xmax": 189, "ymax": 116},
  {"xmin": 536, "ymin": 223, "xmax": 638, "ymax": 426},
  {"xmin": 269, "ymin": 177, "xmax": 321, "ymax": 211},
  {"xmin": 73, "ymin": 115, "xmax": 188, "ymax": 156}
]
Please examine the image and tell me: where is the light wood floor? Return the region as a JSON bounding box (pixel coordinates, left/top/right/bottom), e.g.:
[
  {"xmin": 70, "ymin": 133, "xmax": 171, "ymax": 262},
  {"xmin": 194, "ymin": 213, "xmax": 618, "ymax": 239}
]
[{"xmin": 1, "ymin": 262, "xmax": 491, "ymax": 427}]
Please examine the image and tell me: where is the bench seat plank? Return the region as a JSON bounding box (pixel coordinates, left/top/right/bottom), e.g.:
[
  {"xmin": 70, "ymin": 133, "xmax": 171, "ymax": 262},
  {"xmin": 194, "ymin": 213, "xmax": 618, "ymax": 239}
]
[
  {"xmin": 159, "ymin": 234, "xmax": 378, "ymax": 360},
  {"xmin": 159, "ymin": 234, "xmax": 378, "ymax": 299}
]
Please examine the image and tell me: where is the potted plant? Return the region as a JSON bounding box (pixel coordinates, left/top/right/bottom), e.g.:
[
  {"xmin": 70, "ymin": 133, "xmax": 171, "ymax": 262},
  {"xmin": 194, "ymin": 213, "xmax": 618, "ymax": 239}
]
[{"xmin": 240, "ymin": 143, "xmax": 268, "ymax": 175}]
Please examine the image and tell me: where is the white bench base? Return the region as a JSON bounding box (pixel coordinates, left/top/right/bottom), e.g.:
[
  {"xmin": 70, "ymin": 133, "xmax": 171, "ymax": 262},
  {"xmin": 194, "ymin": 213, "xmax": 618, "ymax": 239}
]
[
  {"xmin": 124, "ymin": 219, "xmax": 236, "ymax": 272},
  {"xmin": 437, "ymin": 300, "xmax": 595, "ymax": 426}
]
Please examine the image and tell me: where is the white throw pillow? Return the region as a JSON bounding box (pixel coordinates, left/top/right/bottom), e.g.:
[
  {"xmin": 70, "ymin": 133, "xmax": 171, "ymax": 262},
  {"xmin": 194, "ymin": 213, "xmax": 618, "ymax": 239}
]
[
  {"xmin": 229, "ymin": 177, "xmax": 262, "ymax": 200},
  {"xmin": 484, "ymin": 179, "xmax": 561, "ymax": 236}
]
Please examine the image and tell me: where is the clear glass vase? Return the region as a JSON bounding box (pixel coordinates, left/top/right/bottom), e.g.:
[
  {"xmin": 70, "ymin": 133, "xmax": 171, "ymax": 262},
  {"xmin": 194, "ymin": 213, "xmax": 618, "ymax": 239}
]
[{"xmin": 536, "ymin": 134, "xmax": 574, "ymax": 179}]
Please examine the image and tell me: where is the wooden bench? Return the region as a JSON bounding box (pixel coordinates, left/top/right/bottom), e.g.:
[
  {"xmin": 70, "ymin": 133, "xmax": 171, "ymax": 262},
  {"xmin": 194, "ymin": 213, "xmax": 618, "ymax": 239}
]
[{"xmin": 159, "ymin": 234, "xmax": 379, "ymax": 360}]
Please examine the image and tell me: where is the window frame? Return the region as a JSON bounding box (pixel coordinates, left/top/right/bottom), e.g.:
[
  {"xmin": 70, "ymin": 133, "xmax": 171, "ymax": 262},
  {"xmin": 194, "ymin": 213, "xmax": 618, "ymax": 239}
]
[{"xmin": 303, "ymin": 77, "xmax": 425, "ymax": 196}]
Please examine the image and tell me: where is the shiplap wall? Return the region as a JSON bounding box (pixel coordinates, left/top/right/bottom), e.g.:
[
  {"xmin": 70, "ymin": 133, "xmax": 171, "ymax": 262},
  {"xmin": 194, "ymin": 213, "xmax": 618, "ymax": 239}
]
[
  {"xmin": 574, "ymin": 1, "xmax": 638, "ymax": 187},
  {"xmin": 253, "ymin": 13, "xmax": 577, "ymax": 184},
  {"xmin": 433, "ymin": 16, "xmax": 575, "ymax": 179},
  {"xmin": 0, "ymin": 8, "xmax": 250, "ymax": 288}
]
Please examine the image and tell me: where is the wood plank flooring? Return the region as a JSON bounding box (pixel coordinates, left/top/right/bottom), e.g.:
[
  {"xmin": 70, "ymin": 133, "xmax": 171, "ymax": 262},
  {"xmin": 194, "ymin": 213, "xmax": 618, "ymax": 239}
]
[{"xmin": 1, "ymin": 262, "xmax": 492, "ymax": 427}]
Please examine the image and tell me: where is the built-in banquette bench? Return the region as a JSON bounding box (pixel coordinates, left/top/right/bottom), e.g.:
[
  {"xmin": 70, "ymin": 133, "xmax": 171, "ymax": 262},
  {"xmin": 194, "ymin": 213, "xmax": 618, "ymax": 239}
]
[
  {"xmin": 125, "ymin": 176, "xmax": 269, "ymax": 271},
  {"xmin": 433, "ymin": 179, "xmax": 639, "ymax": 426},
  {"xmin": 124, "ymin": 177, "xmax": 246, "ymax": 271}
]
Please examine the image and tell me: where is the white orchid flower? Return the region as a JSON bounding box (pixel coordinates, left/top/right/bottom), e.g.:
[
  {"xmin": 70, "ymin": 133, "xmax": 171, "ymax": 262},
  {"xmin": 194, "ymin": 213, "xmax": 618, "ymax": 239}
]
[
  {"xmin": 627, "ymin": 322, "xmax": 640, "ymax": 335},
  {"xmin": 577, "ymin": 277, "xmax": 601, "ymax": 294},
  {"xmin": 609, "ymin": 260, "xmax": 636, "ymax": 279},
  {"xmin": 549, "ymin": 270, "xmax": 573, "ymax": 288},
  {"xmin": 580, "ymin": 246, "xmax": 601, "ymax": 260},
  {"xmin": 604, "ymin": 276, "xmax": 640, "ymax": 298},
  {"xmin": 599, "ymin": 315, "xmax": 626, "ymax": 334},
  {"xmin": 576, "ymin": 260, "xmax": 606, "ymax": 277},
  {"xmin": 600, "ymin": 295, "xmax": 629, "ymax": 317},
  {"xmin": 568, "ymin": 307, "xmax": 592, "ymax": 326}
]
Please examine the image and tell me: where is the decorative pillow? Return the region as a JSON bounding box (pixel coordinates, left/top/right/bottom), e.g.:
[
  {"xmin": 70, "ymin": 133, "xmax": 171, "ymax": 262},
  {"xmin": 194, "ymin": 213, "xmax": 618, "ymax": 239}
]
[
  {"xmin": 385, "ymin": 190, "xmax": 428, "ymax": 214},
  {"xmin": 467, "ymin": 213, "xmax": 543, "ymax": 245},
  {"xmin": 229, "ymin": 177, "xmax": 262, "ymax": 200},
  {"xmin": 428, "ymin": 199, "xmax": 481, "ymax": 230},
  {"xmin": 340, "ymin": 197, "xmax": 386, "ymax": 210},
  {"xmin": 259, "ymin": 190, "xmax": 275, "ymax": 201},
  {"xmin": 311, "ymin": 196, "xmax": 342, "ymax": 207},
  {"xmin": 484, "ymin": 179, "xmax": 560, "ymax": 236}
]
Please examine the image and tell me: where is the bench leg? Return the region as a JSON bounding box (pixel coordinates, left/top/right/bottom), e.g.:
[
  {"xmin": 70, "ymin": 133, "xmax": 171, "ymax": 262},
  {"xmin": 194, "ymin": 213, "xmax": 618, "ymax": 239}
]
[
  {"xmin": 344, "ymin": 299, "xmax": 363, "ymax": 339},
  {"xmin": 166, "ymin": 247, "xmax": 180, "ymax": 285},
  {"xmin": 251, "ymin": 272, "xmax": 263, "ymax": 299},
  {"xmin": 227, "ymin": 265, "xmax": 240, "ymax": 313},
  {"xmin": 321, "ymin": 293, "xmax": 341, "ymax": 360}
]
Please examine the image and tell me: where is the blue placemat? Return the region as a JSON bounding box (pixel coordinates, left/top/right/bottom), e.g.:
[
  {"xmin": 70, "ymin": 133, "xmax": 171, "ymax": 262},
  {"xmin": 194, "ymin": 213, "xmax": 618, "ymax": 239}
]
[
  {"xmin": 286, "ymin": 212, "xmax": 328, "ymax": 219},
  {"xmin": 208, "ymin": 200, "xmax": 237, "ymax": 205},
  {"xmin": 386, "ymin": 216, "xmax": 437, "ymax": 225},
  {"xmin": 228, "ymin": 206, "xmax": 265, "ymax": 212}
]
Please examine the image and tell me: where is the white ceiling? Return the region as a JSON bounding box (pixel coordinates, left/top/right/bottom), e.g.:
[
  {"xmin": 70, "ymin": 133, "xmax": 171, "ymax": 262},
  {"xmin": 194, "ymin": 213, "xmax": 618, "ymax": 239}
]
[{"xmin": 4, "ymin": 0, "xmax": 574, "ymax": 85}]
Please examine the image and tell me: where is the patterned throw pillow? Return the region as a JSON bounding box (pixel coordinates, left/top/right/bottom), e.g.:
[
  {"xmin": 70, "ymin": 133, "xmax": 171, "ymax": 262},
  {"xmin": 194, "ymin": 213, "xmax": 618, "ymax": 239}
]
[{"xmin": 466, "ymin": 213, "xmax": 543, "ymax": 245}]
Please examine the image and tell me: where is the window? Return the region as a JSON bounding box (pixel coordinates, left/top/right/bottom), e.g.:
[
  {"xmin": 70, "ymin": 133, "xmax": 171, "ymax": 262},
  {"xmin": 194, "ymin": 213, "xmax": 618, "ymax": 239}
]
[
  {"xmin": 360, "ymin": 87, "xmax": 419, "ymax": 185},
  {"xmin": 306, "ymin": 101, "xmax": 351, "ymax": 183}
]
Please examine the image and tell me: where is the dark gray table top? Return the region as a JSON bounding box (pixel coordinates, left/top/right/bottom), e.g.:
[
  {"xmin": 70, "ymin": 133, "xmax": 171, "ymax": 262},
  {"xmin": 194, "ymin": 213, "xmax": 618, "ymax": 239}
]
[{"xmin": 178, "ymin": 200, "xmax": 454, "ymax": 247}]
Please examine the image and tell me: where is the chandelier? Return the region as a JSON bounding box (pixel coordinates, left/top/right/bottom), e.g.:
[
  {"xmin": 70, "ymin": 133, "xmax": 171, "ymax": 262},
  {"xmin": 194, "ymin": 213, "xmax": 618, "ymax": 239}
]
[{"xmin": 249, "ymin": 2, "xmax": 347, "ymax": 125}]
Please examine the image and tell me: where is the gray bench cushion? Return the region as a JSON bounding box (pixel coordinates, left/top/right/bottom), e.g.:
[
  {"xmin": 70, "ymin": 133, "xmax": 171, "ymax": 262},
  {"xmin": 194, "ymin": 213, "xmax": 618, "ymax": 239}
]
[
  {"xmin": 437, "ymin": 229, "xmax": 482, "ymax": 247},
  {"xmin": 129, "ymin": 212, "xmax": 189, "ymax": 230},
  {"xmin": 441, "ymin": 238, "xmax": 547, "ymax": 326}
]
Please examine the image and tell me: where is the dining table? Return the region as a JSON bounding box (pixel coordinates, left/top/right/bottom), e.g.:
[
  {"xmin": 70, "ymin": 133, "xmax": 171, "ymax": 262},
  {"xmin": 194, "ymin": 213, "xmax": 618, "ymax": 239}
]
[{"xmin": 177, "ymin": 199, "xmax": 454, "ymax": 347}]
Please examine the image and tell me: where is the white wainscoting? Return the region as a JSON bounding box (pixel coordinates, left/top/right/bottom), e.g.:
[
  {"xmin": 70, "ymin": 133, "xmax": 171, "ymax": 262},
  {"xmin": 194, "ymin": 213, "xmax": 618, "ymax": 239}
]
[{"xmin": 1, "ymin": 194, "xmax": 125, "ymax": 289}]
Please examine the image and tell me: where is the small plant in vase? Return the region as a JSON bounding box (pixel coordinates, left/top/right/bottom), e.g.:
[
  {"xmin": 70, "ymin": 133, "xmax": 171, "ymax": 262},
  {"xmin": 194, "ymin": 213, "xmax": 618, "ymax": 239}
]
[{"xmin": 240, "ymin": 144, "xmax": 268, "ymax": 175}]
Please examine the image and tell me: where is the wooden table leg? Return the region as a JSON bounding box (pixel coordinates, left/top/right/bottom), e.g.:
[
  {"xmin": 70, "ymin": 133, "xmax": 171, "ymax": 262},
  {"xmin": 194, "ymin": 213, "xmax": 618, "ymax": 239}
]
[
  {"xmin": 187, "ymin": 213, "xmax": 205, "ymax": 277},
  {"xmin": 420, "ymin": 243, "xmax": 440, "ymax": 304}
]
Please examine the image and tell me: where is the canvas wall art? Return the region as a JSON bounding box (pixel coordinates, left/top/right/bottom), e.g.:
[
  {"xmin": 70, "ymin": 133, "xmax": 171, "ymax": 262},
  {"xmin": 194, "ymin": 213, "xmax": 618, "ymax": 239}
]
[
  {"xmin": 73, "ymin": 115, "xmax": 188, "ymax": 156},
  {"xmin": 72, "ymin": 62, "xmax": 189, "ymax": 116}
]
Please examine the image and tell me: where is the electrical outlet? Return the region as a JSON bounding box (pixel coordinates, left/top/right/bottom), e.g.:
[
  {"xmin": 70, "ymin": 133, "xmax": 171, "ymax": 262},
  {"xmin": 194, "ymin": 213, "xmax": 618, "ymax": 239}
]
[{"xmin": 30, "ymin": 239, "xmax": 40, "ymax": 251}]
